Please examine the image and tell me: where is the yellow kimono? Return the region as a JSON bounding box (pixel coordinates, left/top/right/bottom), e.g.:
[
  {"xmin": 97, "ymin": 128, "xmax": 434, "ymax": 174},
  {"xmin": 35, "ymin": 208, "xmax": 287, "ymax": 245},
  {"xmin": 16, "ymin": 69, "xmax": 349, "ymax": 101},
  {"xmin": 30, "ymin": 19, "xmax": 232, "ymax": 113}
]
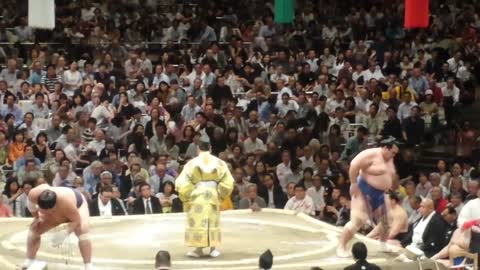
[{"xmin": 176, "ymin": 151, "xmax": 234, "ymax": 248}]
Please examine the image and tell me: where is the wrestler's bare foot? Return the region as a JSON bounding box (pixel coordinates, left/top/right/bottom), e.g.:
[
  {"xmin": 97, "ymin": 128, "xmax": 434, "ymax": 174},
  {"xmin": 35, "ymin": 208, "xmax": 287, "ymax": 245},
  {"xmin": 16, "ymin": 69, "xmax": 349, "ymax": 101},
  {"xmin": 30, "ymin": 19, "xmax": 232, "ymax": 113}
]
[
  {"xmin": 187, "ymin": 248, "xmax": 203, "ymax": 258},
  {"xmin": 209, "ymin": 247, "xmax": 220, "ymax": 257},
  {"xmin": 336, "ymin": 246, "xmax": 350, "ymax": 258}
]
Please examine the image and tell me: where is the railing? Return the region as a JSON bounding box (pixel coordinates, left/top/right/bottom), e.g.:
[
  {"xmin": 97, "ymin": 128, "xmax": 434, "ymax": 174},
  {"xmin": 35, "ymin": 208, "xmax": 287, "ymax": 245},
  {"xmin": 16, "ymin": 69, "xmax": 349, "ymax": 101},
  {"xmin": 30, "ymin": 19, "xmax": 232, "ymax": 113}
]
[{"xmin": 0, "ymin": 41, "xmax": 251, "ymax": 46}]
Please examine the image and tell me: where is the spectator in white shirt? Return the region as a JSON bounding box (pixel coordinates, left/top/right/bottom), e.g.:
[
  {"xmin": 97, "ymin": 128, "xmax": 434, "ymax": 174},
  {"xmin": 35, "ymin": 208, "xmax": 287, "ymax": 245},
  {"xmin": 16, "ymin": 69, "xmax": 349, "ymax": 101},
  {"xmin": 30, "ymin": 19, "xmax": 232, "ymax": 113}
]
[
  {"xmin": 306, "ymin": 49, "xmax": 319, "ymax": 73},
  {"xmin": 320, "ymin": 47, "xmax": 336, "ymax": 71},
  {"xmin": 63, "ymin": 61, "xmax": 83, "ymax": 97},
  {"xmin": 151, "ymin": 64, "xmax": 170, "ymax": 89},
  {"xmin": 284, "ymin": 184, "xmax": 315, "ymax": 216},
  {"xmin": 91, "ymin": 97, "xmax": 115, "ymax": 129},
  {"xmin": 328, "ymin": 107, "xmax": 350, "ymax": 136},
  {"xmin": 397, "ymin": 92, "xmax": 418, "ymax": 122},
  {"xmin": 201, "ymin": 64, "xmax": 216, "ymax": 88},
  {"xmin": 14, "ymin": 181, "xmax": 33, "ymax": 217},
  {"xmin": 313, "ymin": 75, "xmax": 329, "ymax": 97},
  {"xmin": 181, "ymin": 95, "xmax": 202, "ymax": 122},
  {"xmin": 363, "ymin": 62, "xmax": 385, "ymax": 82},
  {"xmin": 446, "ymin": 51, "xmax": 464, "ymax": 74},
  {"xmin": 276, "ymin": 93, "xmax": 299, "ymax": 118},
  {"xmin": 270, "ymin": 66, "xmax": 289, "ymax": 85},
  {"xmin": 326, "ymin": 90, "xmax": 346, "ymax": 115},
  {"xmin": 30, "ymin": 93, "xmax": 50, "ymax": 119},
  {"xmin": 276, "ymin": 150, "xmax": 293, "ymax": 191},
  {"xmin": 299, "ymin": 145, "xmax": 315, "ymax": 169},
  {"xmin": 441, "ymin": 78, "xmax": 460, "ymax": 105},
  {"xmin": 0, "ymin": 59, "xmax": 19, "ymax": 90},
  {"xmin": 87, "ymin": 129, "xmax": 106, "ymax": 156},
  {"xmin": 307, "ymin": 175, "xmax": 325, "ymax": 216},
  {"xmin": 243, "ymin": 127, "xmax": 266, "ymax": 154}
]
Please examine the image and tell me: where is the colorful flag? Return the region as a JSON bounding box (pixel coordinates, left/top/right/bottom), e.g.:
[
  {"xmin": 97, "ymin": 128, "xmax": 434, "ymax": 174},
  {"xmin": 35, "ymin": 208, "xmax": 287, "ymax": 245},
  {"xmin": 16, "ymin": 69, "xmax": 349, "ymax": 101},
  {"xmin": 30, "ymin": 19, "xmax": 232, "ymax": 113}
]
[
  {"xmin": 404, "ymin": 0, "xmax": 429, "ymax": 28},
  {"xmin": 274, "ymin": 0, "xmax": 294, "ymax": 24}
]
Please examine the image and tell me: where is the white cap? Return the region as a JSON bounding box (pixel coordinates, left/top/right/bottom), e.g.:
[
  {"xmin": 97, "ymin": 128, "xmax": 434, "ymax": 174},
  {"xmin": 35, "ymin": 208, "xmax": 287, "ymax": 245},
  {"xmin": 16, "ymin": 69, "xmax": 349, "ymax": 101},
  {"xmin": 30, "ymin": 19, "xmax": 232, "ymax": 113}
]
[{"xmin": 425, "ymin": 89, "xmax": 433, "ymax": 95}]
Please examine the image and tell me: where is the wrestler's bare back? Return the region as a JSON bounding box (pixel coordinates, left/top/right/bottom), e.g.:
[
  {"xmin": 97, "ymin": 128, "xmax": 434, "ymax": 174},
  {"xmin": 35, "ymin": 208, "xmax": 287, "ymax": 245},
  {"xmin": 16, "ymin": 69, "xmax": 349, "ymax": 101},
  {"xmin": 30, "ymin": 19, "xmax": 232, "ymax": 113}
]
[
  {"xmin": 28, "ymin": 184, "xmax": 85, "ymax": 226},
  {"xmin": 353, "ymin": 148, "xmax": 396, "ymax": 191}
]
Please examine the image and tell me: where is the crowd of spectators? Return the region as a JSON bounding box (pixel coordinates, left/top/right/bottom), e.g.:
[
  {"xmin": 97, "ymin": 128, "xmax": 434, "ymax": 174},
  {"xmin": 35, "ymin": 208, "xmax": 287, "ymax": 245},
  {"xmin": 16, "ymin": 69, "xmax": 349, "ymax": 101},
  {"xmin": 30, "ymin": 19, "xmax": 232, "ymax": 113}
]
[{"xmin": 0, "ymin": 0, "xmax": 480, "ymax": 268}]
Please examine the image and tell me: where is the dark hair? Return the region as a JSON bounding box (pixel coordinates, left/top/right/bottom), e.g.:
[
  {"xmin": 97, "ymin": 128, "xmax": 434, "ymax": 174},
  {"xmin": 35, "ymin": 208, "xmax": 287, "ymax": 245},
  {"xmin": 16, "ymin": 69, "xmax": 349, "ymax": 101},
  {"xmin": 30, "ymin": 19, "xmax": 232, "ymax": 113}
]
[
  {"xmin": 35, "ymin": 132, "xmax": 48, "ymax": 144},
  {"xmin": 387, "ymin": 191, "xmax": 400, "ymax": 203},
  {"xmin": 35, "ymin": 92, "xmax": 44, "ymax": 99},
  {"xmin": 62, "ymin": 125, "xmax": 73, "ymax": 134},
  {"xmin": 163, "ymin": 181, "xmax": 175, "ymax": 193},
  {"xmin": 24, "ymin": 112, "xmax": 34, "ymax": 120},
  {"xmin": 100, "ymin": 185, "xmax": 114, "ymax": 194},
  {"xmin": 412, "ymin": 195, "xmax": 422, "ymax": 204},
  {"xmin": 303, "ymin": 167, "xmax": 314, "ymax": 175},
  {"xmin": 445, "ymin": 206, "xmax": 456, "ymax": 216},
  {"xmin": 357, "ymin": 126, "xmax": 369, "ymax": 135},
  {"xmin": 22, "ymin": 180, "xmax": 34, "ymax": 189},
  {"xmin": 351, "ymin": 242, "xmax": 367, "ymax": 260},
  {"xmin": 294, "ymin": 183, "xmax": 306, "ymax": 190},
  {"xmin": 139, "ymin": 182, "xmax": 151, "ymax": 190},
  {"xmin": 155, "ymin": 250, "xmax": 171, "ymax": 268},
  {"xmin": 38, "ymin": 190, "xmax": 57, "ymax": 209}
]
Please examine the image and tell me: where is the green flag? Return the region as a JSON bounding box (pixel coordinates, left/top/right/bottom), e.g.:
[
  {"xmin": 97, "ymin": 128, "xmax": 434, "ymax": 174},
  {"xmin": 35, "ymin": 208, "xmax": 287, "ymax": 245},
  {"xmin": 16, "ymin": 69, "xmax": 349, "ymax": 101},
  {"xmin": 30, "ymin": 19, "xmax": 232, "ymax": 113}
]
[{"xmin": 274, "ymin": 0, "xmax": 294, "ymax": 24}]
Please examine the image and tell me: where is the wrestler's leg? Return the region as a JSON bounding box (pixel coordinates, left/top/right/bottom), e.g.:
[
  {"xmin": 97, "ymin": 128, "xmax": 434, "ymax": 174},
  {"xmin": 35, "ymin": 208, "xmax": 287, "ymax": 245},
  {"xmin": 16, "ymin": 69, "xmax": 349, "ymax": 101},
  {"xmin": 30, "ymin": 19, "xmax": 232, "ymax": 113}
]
[
  {"xmin": 24, "ymin": 219, "xmax": 57, "ymax": 268},
  {"xmin": 75, "ymin": 202, "xmax": 92, "ymax": 268},
  {"xmin": 337, "ymin": 194, "xmax": 367, "ymax": 257},
  {"xmin": 432, "ymin": 229, "xmax": 469, "ymax": 260}
]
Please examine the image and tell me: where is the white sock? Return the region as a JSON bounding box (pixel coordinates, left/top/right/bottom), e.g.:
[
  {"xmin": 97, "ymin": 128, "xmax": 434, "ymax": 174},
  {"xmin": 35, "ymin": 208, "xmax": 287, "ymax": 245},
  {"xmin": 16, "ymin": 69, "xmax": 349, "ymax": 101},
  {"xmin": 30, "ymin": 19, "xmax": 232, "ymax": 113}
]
[
  {"xmin": 22, "ymin": 258, "xmax": 36, "ymax": 267},
  {"xmin": 84, "ymin": 263, "xmax": 93, "ymax": 270}
]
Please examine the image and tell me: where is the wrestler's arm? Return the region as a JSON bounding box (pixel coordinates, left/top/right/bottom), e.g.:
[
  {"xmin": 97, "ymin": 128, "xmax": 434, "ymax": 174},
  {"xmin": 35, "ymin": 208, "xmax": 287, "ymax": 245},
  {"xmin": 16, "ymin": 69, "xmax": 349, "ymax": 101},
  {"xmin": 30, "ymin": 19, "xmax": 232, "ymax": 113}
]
[
  {"xmin": 348, "ymin": 150, "xmax": 374, "ymax": 184},
  {"xmin": 367, "ymin": 223, "xmax": 381, "ymax": 239},
  {"xmin": 27, "ymin": 193, "xmax": 39, "ymax": 219}
]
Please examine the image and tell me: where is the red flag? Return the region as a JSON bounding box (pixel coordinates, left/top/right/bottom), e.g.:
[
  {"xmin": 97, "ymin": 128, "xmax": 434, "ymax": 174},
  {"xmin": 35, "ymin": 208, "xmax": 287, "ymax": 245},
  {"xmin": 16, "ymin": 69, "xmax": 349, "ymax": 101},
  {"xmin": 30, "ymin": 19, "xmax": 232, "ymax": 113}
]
[{"xmin": 404, "ymin": 0, "xmax": 429, "ymax": 28}]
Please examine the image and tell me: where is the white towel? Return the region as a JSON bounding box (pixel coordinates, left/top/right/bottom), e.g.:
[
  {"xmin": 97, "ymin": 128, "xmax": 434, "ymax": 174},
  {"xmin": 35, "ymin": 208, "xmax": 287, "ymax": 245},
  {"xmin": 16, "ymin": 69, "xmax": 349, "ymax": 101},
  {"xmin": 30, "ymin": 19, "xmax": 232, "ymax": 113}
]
[{"xmin": 28, "ymin": 0, "xmax": 55, "ymax": 30}]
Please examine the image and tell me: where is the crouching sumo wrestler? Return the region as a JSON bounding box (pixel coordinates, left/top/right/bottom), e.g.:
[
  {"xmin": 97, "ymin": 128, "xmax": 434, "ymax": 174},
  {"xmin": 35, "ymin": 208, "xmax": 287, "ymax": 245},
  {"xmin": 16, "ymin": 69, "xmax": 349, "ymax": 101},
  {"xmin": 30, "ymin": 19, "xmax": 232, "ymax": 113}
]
[{"xmin": 22, "ymin": 184, "xmax": 93, "ymax": 270}]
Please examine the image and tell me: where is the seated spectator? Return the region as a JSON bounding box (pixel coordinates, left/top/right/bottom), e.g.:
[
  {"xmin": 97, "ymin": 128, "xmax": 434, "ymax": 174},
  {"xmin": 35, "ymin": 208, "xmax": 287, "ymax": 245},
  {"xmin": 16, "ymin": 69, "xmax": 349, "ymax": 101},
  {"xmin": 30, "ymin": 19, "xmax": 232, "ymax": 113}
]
[
  {"xmin": 406, "ymin": 198, "xmax": 448, "ymax": 257},
  {"xmin": 156, "ymin": 182, "xmax": 178, "ymax": 213},
  {"xmin": 431, "ymin": 186, "xmax": 448, "ymax": 214},
  {"xmin": 258, "ymin": 173, "xmax": 287, "ymax": 209},
  {"xmin": 415, "ymin": 172, "xmax": 432, "ymax": 198},
  {"xmin": 239, "ymin": 183, "xmax": 267, "ymax": 210},
  {"xmin": 14, "ymin": 180, "xmax": 33, "ymax": 217},
  {"xmin": 89, "ymin": 185, "xmax": 126, "ymax": 217},
  {"xmin": 339, "ymin": 126, "xmax": 368, "ymax": 162},
  {"xmin": 307, "ymin": 175, "xmax": 325, "ymax": 216},
  {"xmin": 284, "ymin": 184, "xmax": 315, "ymax": 216},
  {"xmin": 343, "ymin": 242, "xmax": 381, "ymax": 270},
  {"xmin": 132, "ymin": 182, "xmax": 162, "ymax": 215}
]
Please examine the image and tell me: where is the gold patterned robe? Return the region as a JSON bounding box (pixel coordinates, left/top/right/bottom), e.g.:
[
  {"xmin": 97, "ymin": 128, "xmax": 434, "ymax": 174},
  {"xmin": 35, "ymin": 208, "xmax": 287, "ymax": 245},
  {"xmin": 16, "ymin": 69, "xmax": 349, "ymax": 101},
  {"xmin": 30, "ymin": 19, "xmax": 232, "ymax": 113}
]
[{"xmin": 175, "ymin": 151, "xmax": 234, "ymax": 247}]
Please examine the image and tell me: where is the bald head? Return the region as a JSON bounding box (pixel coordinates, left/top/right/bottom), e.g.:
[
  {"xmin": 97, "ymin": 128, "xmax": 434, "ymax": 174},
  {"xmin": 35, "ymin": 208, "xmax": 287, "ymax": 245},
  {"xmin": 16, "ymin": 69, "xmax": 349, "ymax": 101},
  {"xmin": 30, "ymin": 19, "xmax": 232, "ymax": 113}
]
[{"xmin": 419, "ymin": 198, "xmax": 434, "ymax": 217}]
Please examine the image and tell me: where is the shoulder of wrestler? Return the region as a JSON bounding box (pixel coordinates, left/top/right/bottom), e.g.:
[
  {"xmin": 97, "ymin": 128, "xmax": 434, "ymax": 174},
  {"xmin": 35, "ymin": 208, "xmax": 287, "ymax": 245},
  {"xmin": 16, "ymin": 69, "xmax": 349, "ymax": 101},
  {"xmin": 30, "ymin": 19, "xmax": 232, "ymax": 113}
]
[{"xmin": 352, "ymin": 147, "xmax": 378, "ymax": 162}]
